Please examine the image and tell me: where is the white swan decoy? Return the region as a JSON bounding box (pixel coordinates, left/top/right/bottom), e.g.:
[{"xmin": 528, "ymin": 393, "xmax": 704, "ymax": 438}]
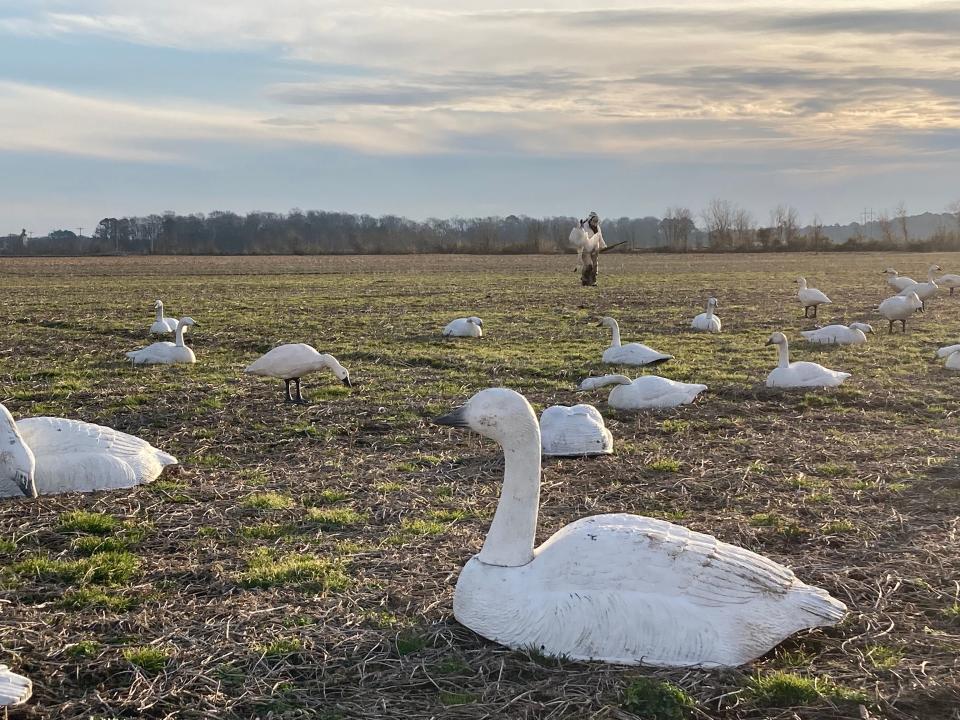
[
  {"xmin": 765, "ymin": 333, "xmax": 850, "ymax": 388},
  {"xmin": 800, "ymin": 323, "xmax": 873, "ymax": 345},
  {"xmin": 691, "ymin": 297, "xmax": 722, "ymax": 333},
  {"xmin": 578, "ymin": 374, "xmax": 706, "ymax": 410},
  {"xmin": 149, "ymin": 300, "xmax": 179, "ymax": 335},
  {"xmin": 126, "ymin": 317, "xmax": 198, "ymax": 365},
  {"xmin": 599, "ymin": 317, "xmax": 672, "ymax": 366},
  {"xmin": 796, "ymin": 278, "xmax": 831, "ymax": 318},
  {"xmin": 433, "ymin": 388, "xmax": 846, "ymax": 667},
  {"xmin": 0, "ymin": 665, "xmax": 31, "ymax": 707},
  {"xmin": 540, "ymin": 404, "xmax": 612, "ymax": 456},
  {"xmin": 936, "ymin": 342, "xmax": 960, "ymax": 359},
  {"xmin": 881, "ymin": 268, "xmax": 917, "ymax": 292},
  {"xmin": 245, "ymin": 344, "xmax": 352, "ymax": 403},
  {"xmin": 878, "ymin": 292, "xmax": 922, "ymax": 333},
  {"xmin": 935, "ymin": 271, "xmax": 960, "ymax": 295},
  {"xmin": 443, "ymin": 317, "xmax": 483, "ymax": 338},
  {"xmin": 896, "ymin": 264, "xmax": 941, "ymax": 311},
  {"xmin": 0, "ymin": 404, "xmax": 178, "ymax": 498},
  {"xmin": 945, "ymin": 351, "xmax": 960, "ymax": 370}
]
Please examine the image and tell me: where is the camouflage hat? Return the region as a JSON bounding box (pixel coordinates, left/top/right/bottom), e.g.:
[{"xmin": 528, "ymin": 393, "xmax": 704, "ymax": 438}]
[{"xmin": 587, "ymin": 211, "xmax": 599, "ymax": 221}]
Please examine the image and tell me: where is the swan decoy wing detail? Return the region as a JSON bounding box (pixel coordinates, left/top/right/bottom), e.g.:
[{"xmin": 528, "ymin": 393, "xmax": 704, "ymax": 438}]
[{"xmin": 0, "ymin": 665, "xmax": 32, "ymax": 706}]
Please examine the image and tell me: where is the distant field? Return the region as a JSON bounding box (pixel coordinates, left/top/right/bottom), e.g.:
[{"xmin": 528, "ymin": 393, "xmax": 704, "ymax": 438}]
[{"xmin": 1, "ymin": 252, "xmax": 959, "ymax": 720}]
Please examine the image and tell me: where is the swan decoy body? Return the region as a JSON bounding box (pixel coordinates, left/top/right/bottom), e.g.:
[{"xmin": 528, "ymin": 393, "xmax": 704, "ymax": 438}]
[
  {"xmin": 599, "ymin": 317, "xmax": 672, "ymax": 366},
  {"xmin": 691, "ymin": 297, "xmax": 721, "ymax": 333},
  {"xmin": 0, "ymin": 665, "xmax": 31, "ymax": 707},
  {"xmin": 433, "ymin": 388, "xmax": 846, "ymax": 667},
  {"xmin": 245, "ymin": 344, "xmax": 351, "ymax": 403},
  {"xmin": 878, "ymin": 292, "xmax": 922, "ymax": 333},
  {"xmin": 578, "ymin": 374, "xmax": 706, "ymax": 409},
  {"xmin": 796, "ymin": 278, "xmax": 831, "ymax": 318},
  {"xmin": 881, "ymin": 268, "xmax": 917, "ymax": 292},
  {"xmin": 149, "ymin": 300, "xmax": 179, "ymax": 335},
  {"xmin": 936, "ymin": 343, "xmax": 960, "ymax": 359},
  {"xmin": 935, "ymin": 271, "xmax": 960, "ymax": 295},
  {"xmin": 945, "ymin": 351, "xmax": 960, "ymax": 370},
  {"xmin": 800, "ymin": 322, "xmax": 873, "ymax": 345},
  {"xmin": 127, "ymin": 317, "xmax": 198, "ymax": 365},
  {"xmin": 443, "ymin": 317, "xmax": 483, "ymax": 338},
  {"xmin": 540, "ymin": 404, "xmax": 612, "ymax": 456},
  {"xmin": 765, "ymin": 333, "xmax": 850, "ymax": 388},
  {"xmin": 0, "ymin": 404, "xmax": 178, "ymax": 498},
  {"xmin": 896, "ymin": 264, "xmax": 941, "ymax": 310}
]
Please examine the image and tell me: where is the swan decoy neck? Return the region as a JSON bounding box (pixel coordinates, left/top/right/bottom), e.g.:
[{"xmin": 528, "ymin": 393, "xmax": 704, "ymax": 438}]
[{"xmin": 0, "ymin": 404, "xmax": 38, "ymax": 497}]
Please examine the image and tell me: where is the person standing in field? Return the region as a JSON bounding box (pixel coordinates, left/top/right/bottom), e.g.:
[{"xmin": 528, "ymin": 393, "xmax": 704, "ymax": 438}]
[{"xmin": 570, "ymin": 211, "xmax": 606, "ymax": 286}]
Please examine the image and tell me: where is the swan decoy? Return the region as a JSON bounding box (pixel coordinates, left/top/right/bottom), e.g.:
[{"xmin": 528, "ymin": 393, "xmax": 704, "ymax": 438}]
[
  {"xmin": 433, "ymin": 388, "xmax": 846, "ymax": 667},
  {"xmin": 881, "ymin": 268, "xmax": 917, "ymax": 292},
  {"xmin": 796, "ymin": 278, "xmax": 831, "ymax": 318},
  {"xmin": 878, "ymin": 292, "xmax": 922, "ymax": 333},
  {"xmin": 945, "ymin": 351, "xmax": 960, "ymax": 370},
  {"xmin": 691, "ymin": 297, "xmax": 721, "ymax": 333},
  {"xmin": 0, "ymin": 403, "xmax": 178, "ymax": 497},
  {"xmin": 765, "ymin": 333, "xmax": 850, "ymax": 388},
  {"xmin": 800, "ymin": 322, "xmax": 873, "ymax": 345},
  {"xmin": 540, "ymin": 404, "xmax": 612, "ymax": 456},
  {"xmin": 935, "ymin": 271, "xmax": 960, "ymax": 295},
  {"xmin": 126, "ymin": 317, "xmax": 198, "ymax": 365},
  {"xmin": 577, "ymin": 374, "xmax": 706, "ymax": 409},
  {"xmin": 0, "ymin": 665, "xmax": 31, "ymax": 707},
  {"xmin": 599, "ymin": 317, "xmax": 672, "ymax": 366},
  {"xmin": 149, "ymin": 300, "xmax": 179, "ymax": 335},
  {"xmin": 245, "ymin": 344, "xmax": 351, "ymax": 403},
  {"xmin": 936, "ymin": 342, "xmax": 960, "ymax": 359},
  {"xmin": 896, "ymin": 264, "xmax": 941, "ymax": 311},
  {"xmin": 443, "ymin": 317, "xmax": 483, "ymax": 338}
]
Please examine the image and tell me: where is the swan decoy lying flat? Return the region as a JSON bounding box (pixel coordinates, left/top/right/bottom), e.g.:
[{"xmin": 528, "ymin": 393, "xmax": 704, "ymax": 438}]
[
  {"xmin": 878, "ymin": 292, "xmax": 922, "ymax": 333},
  {"xmin": 127, "ymin": 317, "xmax": 198, "ymax": 364},
  {"xmin": 800, "ymin": 323, "xmax": 873, "ymax": 345},
  {"xmin": 245, "ymin": 344, "xmax": 351, "ymax": 403},
  {"xmin": 599, "ymin": 317, "xmax": 672, "ymax": 366},
  {"xmin": 796, "ymin": 278, "xmax": 831, "ymax": 318},
  {"xmin": 765, "ymin": 333, "xmax": 850, "ymax": 388},
  {"xmin": 540, "ymin": 404, "xmax": 612, "ymax": 456},
  {"xmin": 578, "ymin": 374, "xmax": 706, "ymax": 409},
  {"xmin": 881, "ymin": 268, "xmax": 917, "ymax": 292},
  {"xmin": 0, "ymin": 665, "xmax": 31, "ymax": 707},
  {"xmin": 896, "ymin": 264, "xmax": 941, "ymax": 311},
  {"xmin": 691, "ymin": 297, "xmax": 721, "ymax": 333},
  {"xmin": 936, "ymin": 343, "xmax": 960, "ymax": 369},
  {"xmin": 0, "ymin": 404, "xmax": 178, "ymax": 497},
  {"xmin": 443, "ymin": 317, "xmax": 483, "ymax": 338},
  {"xmin": 935, "ymin": 271, "xmax": 960, "ymax": 295},
  {"xmin": 149, "ymin": 300, "xmax": 179, "ymax": 335},
  {"xmin": 433, "ymin": 388, "xmax": 846, "ymax": 667}
]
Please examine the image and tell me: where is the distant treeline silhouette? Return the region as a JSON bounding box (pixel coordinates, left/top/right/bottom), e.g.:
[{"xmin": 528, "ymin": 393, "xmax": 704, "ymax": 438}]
[{"xmin": 3, "ymin": 206, "xmax": 959, "ymax": 255}]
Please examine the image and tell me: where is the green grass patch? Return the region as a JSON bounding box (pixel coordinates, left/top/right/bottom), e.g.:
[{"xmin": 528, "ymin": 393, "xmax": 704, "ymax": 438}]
[
  {"xmin": 648, "ymin": 458, "xmax": 681, "ymax": 473},
  {"xmin": 255, "ymin": 637, "xmax": 304, "ymax": 657},
  {"xmin": 821, "ymin": 519, "xmax": 856, "ymax": 534},
  {"xmin": 13, "ymin": 551, "xmax": 140, "ymax": 587},
  {"xmin": 659, "ymin": 419, "xmax": 689, "ymax": 433},
  {"xmin": 57, "ymin": 510, "xmax": 118, "ymax": 535},
  {"xmin": 306, "ymin": 507, "xmax": 366, "ymax": 529},
  {"xmin": 66, "ymin": 640, "xmax": 100, "ymax": 658},
  {"xmin": 748, "ymin": 671, "xmax": 866, "ymax": 707},
  {"xmin": 123, "ymin": 646, "xmax": 170, "ymax": 674},
  {"xmin": 865, "ymin": 644, "xmax": 902, "ymax": 670},
  {"xmin": 242, "ymin": 492, "xmax": 295, "ymax": 510},
  {"xmin": 439, "ymin": 691, "xmax": 477, "ymax": 706},
  {"xmin": 0, "ymin": 538, "xmax": 17, "ymax": 553},
  {"xmin": 309, "ymin": 489, "xmax": 349, "ymax": 505},
  {"xmin": 622, "ymin": 677, "xmax": 695, "ymax": 720},
  {"xmin": 395, "ymin": 631, "xmax": 430, "ymax": 656},
  {"xmin": 58, "ymin": 588, "xmax": 138, "ymax": 611},
  {"xmin": 238, "ymin": 549, "xmax": 349, "ymax": 591},
  {"xmin": 815, "ymin": 462, "xmax": 853, "ymax": 478}
]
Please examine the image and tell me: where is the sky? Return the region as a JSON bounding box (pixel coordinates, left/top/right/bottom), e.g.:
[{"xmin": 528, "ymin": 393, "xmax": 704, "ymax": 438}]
[{"xmin": 1, "ymin": 1, "xmax": 959, "ymax": 234}]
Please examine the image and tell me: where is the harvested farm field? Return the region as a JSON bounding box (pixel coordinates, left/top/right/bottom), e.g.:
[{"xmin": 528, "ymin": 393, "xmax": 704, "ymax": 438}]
[{"xmin": 1, "ymin": 252, "xmax": 959, "ymax": 720}]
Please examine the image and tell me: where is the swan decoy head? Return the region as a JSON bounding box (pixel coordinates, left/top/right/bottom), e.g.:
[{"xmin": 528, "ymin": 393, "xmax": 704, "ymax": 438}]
[
  {"xmin": 850, "ymin": 322, "xmax": 873, "ymax": 333},
  {"xmin": 596, "ymin": 316, "xmax": 616, "ymax": 328},
  {"xmin": 707, "ymin": 297, "xmax": 718, "ymax": 308},
  {"xmin": 467, "ymin": 317, "xmax": 483, "ymax": 327},
  {"xmin": 433, "ymin": 388, "xmax": 538, "ymax": 445},
  {"xmin": 178, "ymin": 317, "xmax": 199, "ymax": 327},
  {"xmin": 882, "ymin": 268, "xmax": 897, "ymax": 275},
  {"xmin": 930, "ymin": 264, "xmax": 943, "ymax": 272},
  {"xmin": 154, "ymin": 299, "xmax": 163, "ymax": 308},
  {"xmin": 0, "ymin": 404, "xmax": 38, "ymax": 498},
  {"xmin": 322, "ymin": 354, "xmax": 352, "ymax": 387},
  {"xmin": 765, "ymin": 331, "xmax": 788, "ymax": 346}
]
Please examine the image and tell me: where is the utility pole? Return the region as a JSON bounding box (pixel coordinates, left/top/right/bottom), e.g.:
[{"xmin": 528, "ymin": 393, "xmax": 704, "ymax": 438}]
[{"xmin": 76, "ymin": 227, "xmax": 83, "ymax": 239}]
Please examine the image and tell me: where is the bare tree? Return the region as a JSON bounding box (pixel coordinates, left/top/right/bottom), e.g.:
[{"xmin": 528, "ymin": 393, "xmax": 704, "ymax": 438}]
[
  {"xmin": 810, "ymin": 214, "xmax": 826, "ymax": 250},
  {"xmin": 660, "ymin": 207, "xmax": 694, "ymax": 251},
  {"xmin": 733, "ymin": 207, "xmax": 754, "ymax": 249},
  {"xmin": 877, "ymin": 211, "xmax": 896, "ymax": 245},
  {"xmin": 770, "ymin": 205, "xmax": 799, "ymax": 248},
  {"xmin": 895, "ymin": 202, "xmax": 908, "ymax": 244},
  {"xmin": 703, "ymin": 199, "xmax": 734, "ymax": 250}
]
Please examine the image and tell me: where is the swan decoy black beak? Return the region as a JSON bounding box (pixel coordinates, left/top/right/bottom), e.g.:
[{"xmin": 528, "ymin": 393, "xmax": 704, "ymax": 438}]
[
  {"xmin": 16, "ymin": 470, "xmax": 38, "ymax": 498},
  {"xmin": 342, "ymin": 377, "xmax": 353, "ymax": 388},
  {"xmin": 433, "ymin": 405, "xmax": 469, "ymax": 428},
  {"xmin": 764, "ymin": 339, "xmax": 774, "ymax": 345}
]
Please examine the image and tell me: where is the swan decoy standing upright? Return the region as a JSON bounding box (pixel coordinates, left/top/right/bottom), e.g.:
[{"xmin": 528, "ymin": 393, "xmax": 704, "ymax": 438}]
[
  {"xmin": 691, "ymin": 297, "xmax": 721, "ymax": 333},
  {"xmin": 578, "ymin": 374, "xmax": 706, "ymax": 410},
  {"xmin": 245, "ymin": 344, "xmax": 352, "ymax": 403},
  {"xmin": 800, "ymin": 322, "xmax": 873, "ymax": 345},
  {"xmin": 0, "ymin": 665, "xmax": 32, "ymax": 707},
  {"xmin": 881, "ymin": 268, "xmax": 917, "ymax": 292},
  {"xmin": 539, "ymin": 404, "xmax": 612, "ymax": 456},
  {"xmin": 896, "ymin": 264, "xmax": 941, "ymax": 311},
  {"xmin": 0, "ymin": 403, "xmax": 178, "ymax": 497},
  {"xmin": 599, "ymin": 317, "xmax": 672, "ymax": 366},
  {"xmin": 443, "ymin": 317, "xmax": 483, "ymax": 338},
  {"xmin": 765, "ymin": 332, "xmax": 850, "ymax": 388},
  {"xmin": 149, "ymin": 300, "xmax": 179, "ymax": 335},
  {"xmin": 795, "ymin": 278, "xmax": 831, "ymax": 318},
  {"xmin": 935, "ymin": 270, "xmax": 960, "ymax": 295},
  {"xmin": 433, "ymin": 388, "xmax": 846, "ymax": 666},
  {"xmin": 126, "ymin": 317, "xmax": 198, "ymax": 365},
  {"xmin": 878, "ymin": 292, "xmax": 923, "ymax": 333}
]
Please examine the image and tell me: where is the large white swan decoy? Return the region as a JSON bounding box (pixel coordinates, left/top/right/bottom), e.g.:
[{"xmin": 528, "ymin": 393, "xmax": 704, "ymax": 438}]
[
  {"xmin": 599, "ymin": 317, "xmax": 672, "ymax": 366},
  {"xmin": 149, "ymin": 300, "xmax": 179, "ymax": 335},
  {"xmin": 0, "ymin": 665, "xmax": 31, "ymax": 707},
  {"xmin": 443, "ymin": 317, "xmax": 483, "ymax": 338},
  {"xmin": 765, "ymin": 332, "xmax": 850, "ymax": 388},
  {"xmin": 0, "ymin": 404, "xmax": 178, "ymax": 498},
  {"xmin": 795, "ymin": 278, "xmax": 831, "ymax": 318},
  {"xmin": 691, "ymin": 297, "xmax": 721, "ymax": 333},
  {"xmin": 126, "ymin": 317, "xmax": 198, "ymax": 365},
  {"xmin": 578, "ymin": 374, "xmax": 706, "ymax": 410},
  {"xmin": 540, "ymin": 404, "xmax": 612, "ymax": 456},
  {"xmin": 881, "ymin": 268, "xmax": 916, "ymax": 292},
  {"xmin": 936, "ymin": 342, "xmax": 960, "ymax": 370},
  {"xmin": 896, "ymin": 264, "xmax": 941, "ymax": 311},
  {"xmin": 433, "ymin": 388, "xmax": 846, "ymax": 666},
  {"xmin": 935, "ymin": 270, "xmax": 960, "ymax": 296},
  {"xmin": 878, "ymin": 292, "xmax": 922, "ymax": 333},
  {"xmin": 800, "ymin": 322, "xmax": 873, "ymax": 345},
  {"xmin": 245, "ymin": 344, "xmax": 352, "ymax": 403}
]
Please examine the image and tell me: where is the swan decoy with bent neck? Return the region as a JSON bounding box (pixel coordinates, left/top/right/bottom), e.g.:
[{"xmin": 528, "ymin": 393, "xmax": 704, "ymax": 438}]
[
  {"xmin": 433, "ymin": 388, "xmax": 846, "ymax": 667},
  {"xmin": 245, "ymin": 344, "xmax": 352, "ymax": 404},
  {"xmin": 598, "ymin": 316, "xmax": 672, "ymax": 366},
  {"xmin": 765, "ymin": 332, "xmax": 850, "ymax": 388}
]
